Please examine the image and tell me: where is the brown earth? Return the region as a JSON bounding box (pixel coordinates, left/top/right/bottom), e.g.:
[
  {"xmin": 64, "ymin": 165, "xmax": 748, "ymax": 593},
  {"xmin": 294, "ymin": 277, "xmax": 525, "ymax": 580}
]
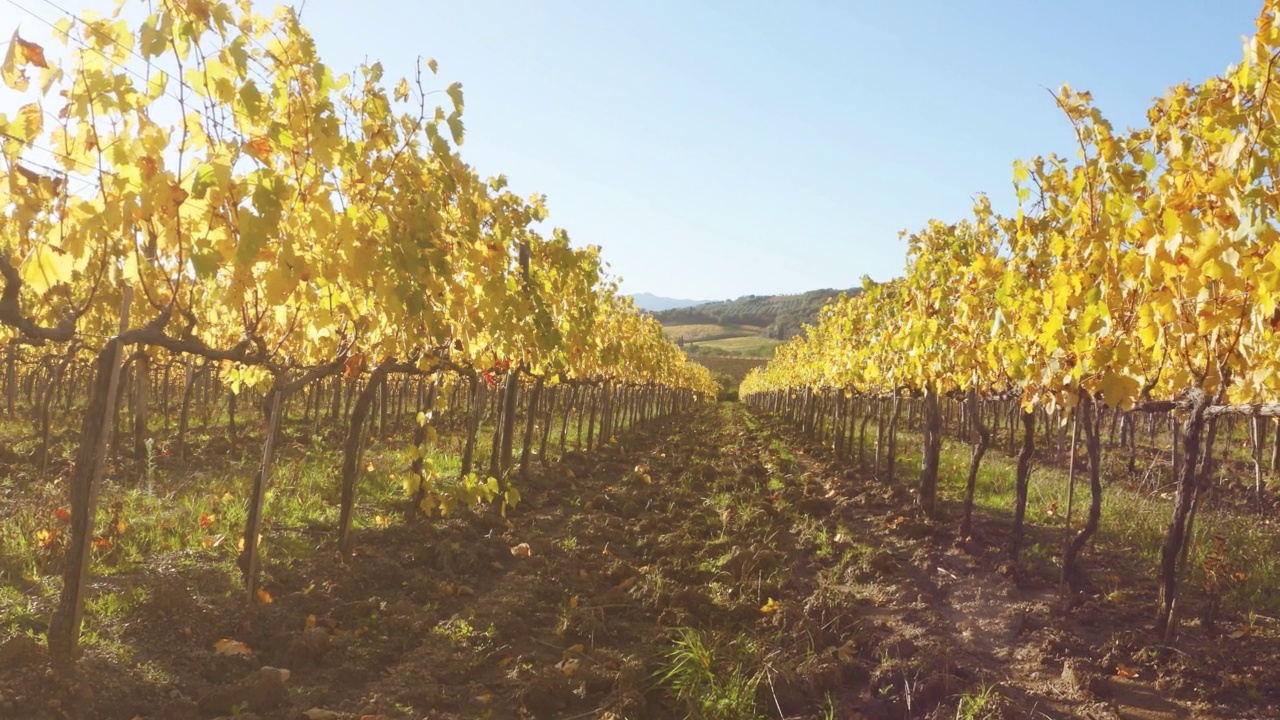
[{"xmin": 1, "ymin": 404, "xmax": 1276, "ymax": 719}]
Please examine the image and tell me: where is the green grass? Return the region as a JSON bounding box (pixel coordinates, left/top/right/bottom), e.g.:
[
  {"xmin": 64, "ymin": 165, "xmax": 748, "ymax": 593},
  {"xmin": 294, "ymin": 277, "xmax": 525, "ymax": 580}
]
[
  {"xmin": 0, "ymin": 399, "xmax": 626, "ymax": 647},
  {"xmin": 954, "ymin": 683, "xmax": 1005, "ymax": 719},
  {"xmin": 654, "ymin": 627, "xmax": 764, "ymax": 720},
  {"xmin": 855, "ymin": 425, "xmax": 1280, "ymax": 615}
]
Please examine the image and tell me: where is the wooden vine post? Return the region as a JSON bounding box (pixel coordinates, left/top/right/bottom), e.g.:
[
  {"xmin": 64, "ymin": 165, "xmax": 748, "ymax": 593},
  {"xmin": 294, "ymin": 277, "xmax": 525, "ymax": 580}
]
[
  {"xmin": 242, "ymin": 389, "xmax": 284, "ymax": 602},
  {"xmin": 918, "ymin": 389, "xmax": 942, "ymax": 516},
  {"xmin": 1156, "ymin": 389, "xmax": 1210, "ymax": 640},
  {"xmin": 48, "ymin": 288, "xmax": 132, "ymax": 671}
]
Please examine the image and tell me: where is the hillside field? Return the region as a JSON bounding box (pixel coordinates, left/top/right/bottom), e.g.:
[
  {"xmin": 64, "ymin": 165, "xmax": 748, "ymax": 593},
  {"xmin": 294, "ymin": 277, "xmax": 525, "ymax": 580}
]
[
  {"xmin": 691, "ymin": 335, "xmax": 783, "ymax": 358},
  {"xmin": 688, "ymin": 355, "xmax": 769, "ymax": 383},
  {"xmin": 660, "ymin": 323, "xmax": 765, "ymax": 343}
]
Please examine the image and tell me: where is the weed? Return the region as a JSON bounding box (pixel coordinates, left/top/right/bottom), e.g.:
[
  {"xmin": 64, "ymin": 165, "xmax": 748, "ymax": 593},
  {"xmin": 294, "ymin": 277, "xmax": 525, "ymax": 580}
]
[
  {"xmin": 954, "ymin": 682, "xmax": 1003, "ymax": 719},
  {"xmin": 820, "ymin": 692, "xmax": 839, "ymax": 720},
  {"xmin": 655, "ymin": 627, "xmax": 763, "ymax": 720},
  {"xmin": 432, "ymin": 617, "xmax": 474, "ymax": 645}
]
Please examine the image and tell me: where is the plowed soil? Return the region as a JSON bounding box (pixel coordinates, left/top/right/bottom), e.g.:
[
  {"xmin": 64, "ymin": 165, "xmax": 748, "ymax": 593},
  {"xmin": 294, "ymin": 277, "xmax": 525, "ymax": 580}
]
[{"xmin": 2, "ymin": 404, "xmax": 1277, "ymax": 719}]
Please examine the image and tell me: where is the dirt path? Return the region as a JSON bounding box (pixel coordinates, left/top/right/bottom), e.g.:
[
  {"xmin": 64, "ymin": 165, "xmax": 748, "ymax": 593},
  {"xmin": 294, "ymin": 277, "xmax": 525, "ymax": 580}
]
[{"xmin": 1, "ymin": 403, "xmax": 1267, "ymax": 719}]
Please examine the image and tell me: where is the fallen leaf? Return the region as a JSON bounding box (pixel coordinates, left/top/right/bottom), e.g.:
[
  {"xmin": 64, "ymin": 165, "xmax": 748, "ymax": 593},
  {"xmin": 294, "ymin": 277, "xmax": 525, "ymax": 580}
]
[
  {"xmin": 256, "ymin": 587, "xmax": 273, "ymax": 604},
  {"xmin": 304, "ymin": 614, "xmax": 316, "ymax": 631},
  {"xmin": 554, "ymin": 657, "xmax": 580, "ymax": 677},
  {"xmin": 54, "ymin": 507, "xmax": 71, "ymax": 523},
  {"xmin": 213, "ymin": 638, "xmax": 253, "ymax": 656},
  {"xmin": 760, "ymin": 597, "xmax": 781, "ymax": 615},
  {"xmin": 569, "ymin": 595, "xmax": 580, "ymax": 609},
  {"xmin": 36, "ymin": 528, "xmax": 58, "ymax": 549},
  {"xmin": 510, "ymin": 543, "xmax": 531, "ymax": 557},
  {"xmin": 1115, "ymin": 664, "xmax": 1139, "ymax": 679}
]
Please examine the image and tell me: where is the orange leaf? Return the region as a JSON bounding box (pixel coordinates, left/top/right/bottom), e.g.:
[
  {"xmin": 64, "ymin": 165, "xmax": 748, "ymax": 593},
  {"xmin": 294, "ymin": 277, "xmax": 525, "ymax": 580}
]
[
  {"xmin": 16, "ymin": 37, "xmax": 48, "ymax": 68},
  {"xmin": 199, "ymin": 513, "xmax": 217, "ymax": 529},
  {"xmin": 54, "ymin": 507, "xmax": 71, "ymax": 523},
  {"xmin": 256, "ymin": 587, "xmax": 273, "ymax": 604},
  {"xmin": 344, "ymin": 353, "xmax": 364, "ymax": 379},
  {"xmin": 91, "ymin": 536, "xmax": 112, "ymax": 551},
  {"xmin": 1115, "ymin": 664, "xmax": 1139, "ymax": 679},
  {"xmin": 510, "ymin": 543, "xmax": 531, "ymax": 557},
  {"xmin": 138, "ymin": 155, "xmax": 158, "ymax": 182},
  {"xmin": 244, "ymin": 136, "xmax": 272, "ymax": 160},
  {"xmin": 760, "ymin": 597, "xmax": 781, "ymax": 614},
  {"xmin": 169, "ymin": 182, "xmax": 189, "ymax": 207}
]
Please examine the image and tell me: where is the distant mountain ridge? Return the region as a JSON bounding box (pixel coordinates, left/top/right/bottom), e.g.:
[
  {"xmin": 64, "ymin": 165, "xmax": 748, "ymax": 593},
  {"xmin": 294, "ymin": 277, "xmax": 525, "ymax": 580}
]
[
  {"xmin": 629, "ymin": 293, "xmax": 710, "ymax": 312},
  {"xmin": 654, "ymin": 288, "xmax": 859, "ymax": 340}
]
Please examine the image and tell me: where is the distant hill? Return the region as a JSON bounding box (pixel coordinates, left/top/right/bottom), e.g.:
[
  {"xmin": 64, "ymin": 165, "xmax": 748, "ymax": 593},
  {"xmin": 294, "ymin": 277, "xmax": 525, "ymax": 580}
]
[
  {"xmin": 629, "ymin": 293, "xmax": 709, "ymax": 312},
  {"xmin": 655, "ymin": 287, "xmax": 859, "ymax": 341}
]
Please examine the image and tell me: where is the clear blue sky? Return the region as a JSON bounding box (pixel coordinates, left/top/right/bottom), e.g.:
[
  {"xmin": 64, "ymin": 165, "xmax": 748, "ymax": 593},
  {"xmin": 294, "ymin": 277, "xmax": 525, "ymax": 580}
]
[{"xmin": 2, "ymin": 0, "xmax": 1263, "ymax": 300}]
